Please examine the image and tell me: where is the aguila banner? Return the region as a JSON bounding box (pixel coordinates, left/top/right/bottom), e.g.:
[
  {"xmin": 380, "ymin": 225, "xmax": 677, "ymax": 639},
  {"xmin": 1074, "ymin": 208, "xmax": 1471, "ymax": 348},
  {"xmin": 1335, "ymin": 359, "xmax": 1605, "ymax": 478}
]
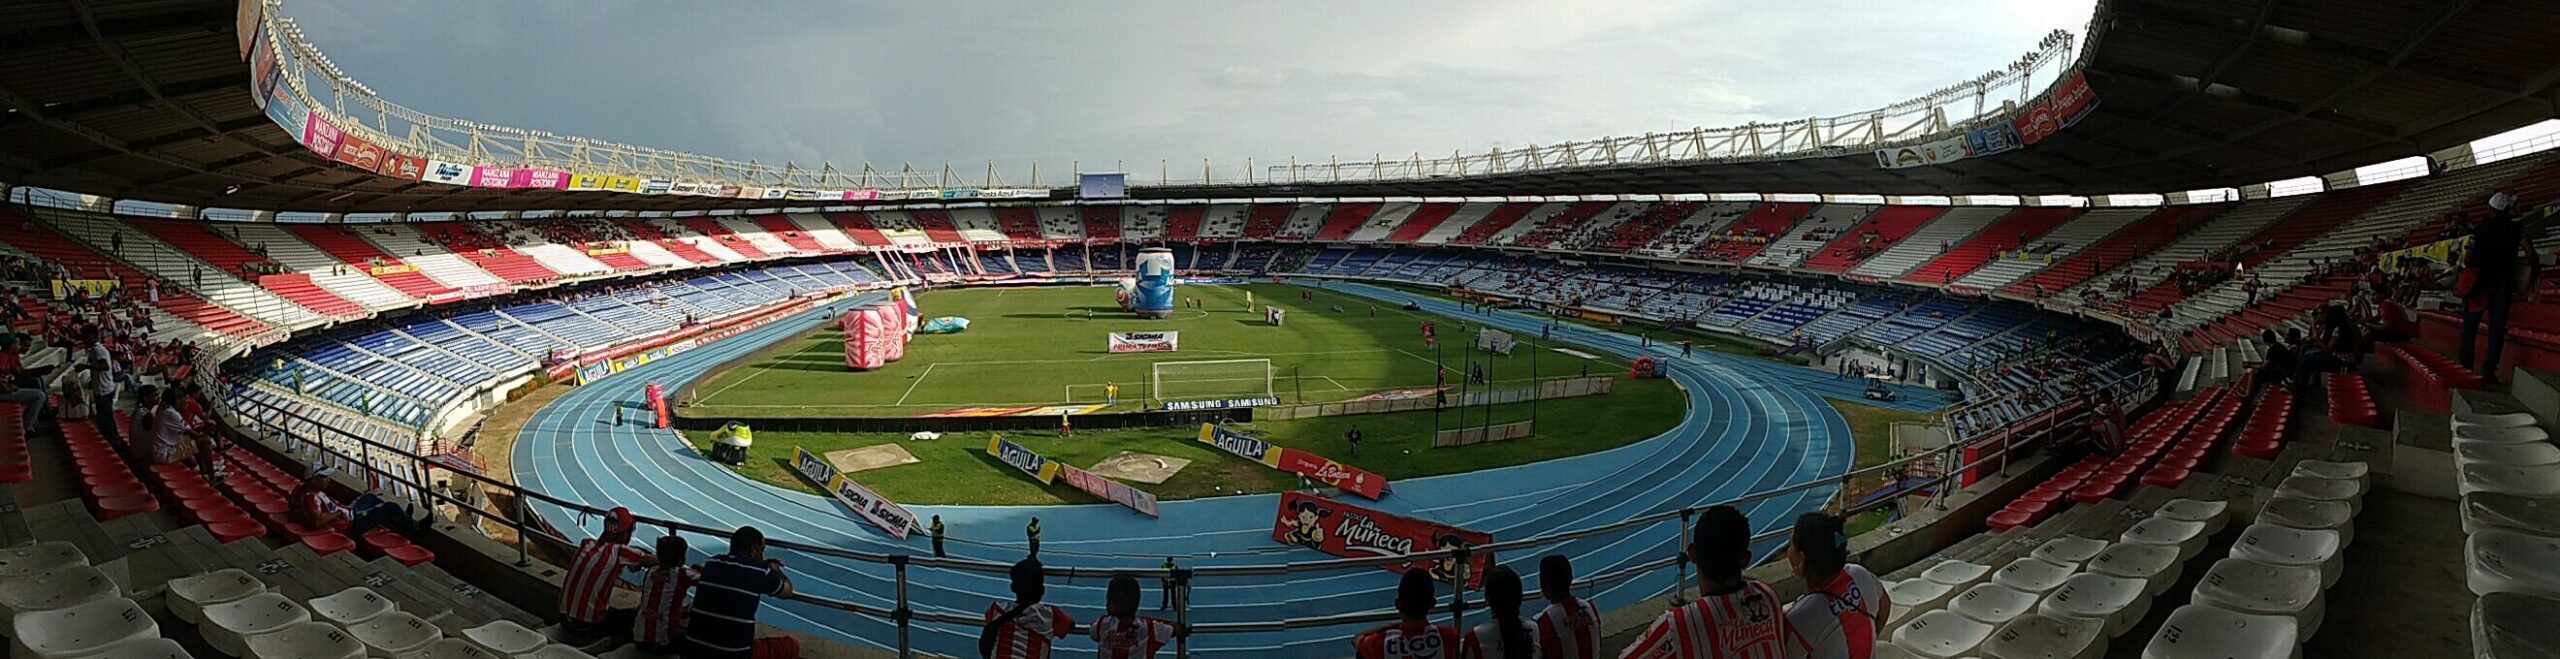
[
  {"xmin": 1273, "ymin": 492, "xmax": 1490, "ymax": 589},
  {"xmin": 790, "ymin": 447, "xmax": 917, "ymax": 539},
  {"xmin": 1198, "ymin": 424, "xmax": 1389, "ymax": 500},
  {"xmin": 1108, "ymin": 331, "xmax": 1179, "ymax": 353},
  {"xmin": 985, "ymin": 435, "xmax": 1159, "ymax": 517},
  {"xmin": 985, "ymin": 435, "xmax": 1061, "ymax": 484}
]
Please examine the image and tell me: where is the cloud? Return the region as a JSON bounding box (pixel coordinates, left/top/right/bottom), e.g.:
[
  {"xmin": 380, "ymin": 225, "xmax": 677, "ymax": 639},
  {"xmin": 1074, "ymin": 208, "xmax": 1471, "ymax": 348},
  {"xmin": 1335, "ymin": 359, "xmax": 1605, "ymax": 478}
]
[{"xmin": 283, "ymin": 0, "xmax": 2096, "ymax": 181}]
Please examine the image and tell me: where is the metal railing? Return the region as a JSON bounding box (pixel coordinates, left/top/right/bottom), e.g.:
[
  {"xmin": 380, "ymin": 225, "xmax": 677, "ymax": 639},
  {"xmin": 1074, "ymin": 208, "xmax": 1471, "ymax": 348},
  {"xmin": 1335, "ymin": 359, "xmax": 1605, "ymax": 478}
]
[{"xmin": 208, "ymin": 321, "xmax": 2120, "ymax": 658}]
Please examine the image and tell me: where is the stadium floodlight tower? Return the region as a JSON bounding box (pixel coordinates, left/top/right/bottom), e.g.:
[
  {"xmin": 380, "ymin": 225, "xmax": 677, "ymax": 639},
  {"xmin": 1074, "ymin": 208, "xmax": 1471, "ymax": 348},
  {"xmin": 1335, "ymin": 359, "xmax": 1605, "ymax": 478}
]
[{"xmin": 1131, "ymin": 246, "xmax": 1178, "ymax": 319}]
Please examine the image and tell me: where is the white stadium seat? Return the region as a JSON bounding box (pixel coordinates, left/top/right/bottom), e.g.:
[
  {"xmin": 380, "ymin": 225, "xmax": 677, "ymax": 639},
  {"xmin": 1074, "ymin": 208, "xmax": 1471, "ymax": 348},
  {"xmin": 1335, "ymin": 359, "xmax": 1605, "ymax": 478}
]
[
  {"xmin": 0, "ymin": 565, "xmax": 118, "ymax": 620},
  {"xmin": 2272, "ymin": 475, "xmax": 2363, "ymax": 516},
  {"xmin": 2259, "ymin": 497, "xmax": 2356, "ymax": 546},
  {"xmin": 1889, "ymin": 578, "xmax": 1958, "ymax": 620},
  {"xmin": 2031, "ymin": 536, "xmax": 2109, "ymax": 566},
  {"xmin": 0, "ymin": 543, "xmax": 86, "ymax": 579},
  {"xmin": 2455, "ymin": 424, "xmax": 2549, "ymax": 443},
  {"xmin": 168, "ymin": 569, "xmax": 266, "ymax": 625},
  {"xmin": 2119, "ymin": 517, "xmax": 2211, "ymax": 562},
  {"xmin": 2140, "ymin": 605, "xmax": 2300, "ymax": 659},
  {"xmin": 2467, "ymin": 528, "xmax": 2560, "ymax": 599},
  {"xmin": 2154, "ymin": 499, "xmax": 2231, "ymax": 537},
  {"xmin": 83, "ymin": 637, "xmax": 194, "ymax": 659},
  {"xmin": 2457, "ymin": 440, "xmax": 2560, "ymax": 468},
  {"xmin": 2462, "ymin": 493, "xmax": 2560, "ymax": 537},
  {"xmin": 245, "ymin": 621, "xmax": 365, "ymax": 659},
  {"xmin": 2230, "ymin": 524, "xmax": 2344, "ymax": 589},
  {"xmin": 2460, "ymin": 463, "xmax": 2560, "ymax": 498},
  {"xmin": 9, "ymin": 597, "xmax": 158, "ymax": 659},
  {"xmin": 2289, "ymin": 460, "xmax": 2369, "ymax": 486},
  {"xmin": 2086, "ymin": 542, "xmax": 2183, "ymax": 596},
  {"xmin": 310, "ymin": 587, "xmax": 396, "ymax": 626},
  {"xmin": 1893, "ymin": 609, "xmax": 1996, "ymax": 659},
  {"xmin": 1977, "ymin": 613, "xmax": 2104, "ymax": 659},
  {"xmin": 348, "ymin": 611, "xmax": 443, "ymax": 657},
  {"xmin": 1922, "ymin": 560, "xmax": 1993, "ymax": 588},
  {"xmin": 199, "ymin": 592, "xmax": 311, "ymax": 658},
  {"xmin": 458, "ymin": 620, "xmax": 549, "ymax": 655},
  {"xmin": 2455, "ymin": 412, "xmax": 2542, "ymax": 428},
  {"xmin": 398, "ymin": 638, "xmax": 499, "ymax": 659},
  {"xmin": 1991, "ymin": 558, "xmax": 2077, "ymax": 594},
  {"xmin": 1950, "ymin": 583, "xmax": 2042, "ymax": 626},
  {"xmin": 2037, "ymin": 572, "xmax": 2151, "ymax": 637},
  {"xmin": 2193, "ymin": 558, "xmax": 2327, "ymax": 637},
  {"xmin": 2472, "ymin": 592, "xmax": 2560, "ymax": 659},
  {"xmin": 523, "ymin": 644, "xmax": 600, "ymax": 659}
]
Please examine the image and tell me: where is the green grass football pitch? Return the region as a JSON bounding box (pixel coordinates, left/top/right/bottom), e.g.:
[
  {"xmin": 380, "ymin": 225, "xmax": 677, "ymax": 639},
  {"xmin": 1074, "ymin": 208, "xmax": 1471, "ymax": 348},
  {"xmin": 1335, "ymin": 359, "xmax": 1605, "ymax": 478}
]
[{"xmin": 685, "ymin": 284, "xmax": 1609, "ymax": 418}]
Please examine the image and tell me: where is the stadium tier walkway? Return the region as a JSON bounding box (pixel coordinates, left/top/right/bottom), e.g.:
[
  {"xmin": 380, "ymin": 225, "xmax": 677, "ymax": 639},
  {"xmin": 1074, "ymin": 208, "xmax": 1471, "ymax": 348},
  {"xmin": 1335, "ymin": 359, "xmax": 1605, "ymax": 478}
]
[{"xmin": 514, "ymin": 281, "xmax": 1949, "ymax": 657}]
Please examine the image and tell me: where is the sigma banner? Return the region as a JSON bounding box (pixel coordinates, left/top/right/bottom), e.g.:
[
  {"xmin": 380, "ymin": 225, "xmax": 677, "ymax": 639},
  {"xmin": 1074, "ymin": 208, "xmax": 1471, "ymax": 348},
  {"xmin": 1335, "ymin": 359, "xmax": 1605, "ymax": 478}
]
[
  {"xmin": 985, "ymin": 435, "xmax": 1061, "ymax": 485},
  {"xmin": 1875, "ymin": 137, "xmax": 1970, "ymax": 169},
  {"xmin": 1058, "ymin": 465, "xmax": 1160, "ymax": 517},
  {"xmin": 301, "ymin": 112, "xmax": 345, "ymax": 159},
  {"xmin": 1107, "ymin": 332, "xmax": 1179, "ymax": 353},
  {"xmin": 422, "ymin": 159, "xmax": 472, "ymax": 186},
  {"xmin": 1273, "ymin": 492, "xmax": 1488, "ymax": 588},
  {"xmin": 1133, "ymin": 247, "xmax": 1177, "ymax": 318},
  {"xmin": 1198, "ymin": 424, "xmax": 1388, "ymax": 500},
  {"xmin": 791, "ymin": 447, "xmax": 918, "ymax": 539}
]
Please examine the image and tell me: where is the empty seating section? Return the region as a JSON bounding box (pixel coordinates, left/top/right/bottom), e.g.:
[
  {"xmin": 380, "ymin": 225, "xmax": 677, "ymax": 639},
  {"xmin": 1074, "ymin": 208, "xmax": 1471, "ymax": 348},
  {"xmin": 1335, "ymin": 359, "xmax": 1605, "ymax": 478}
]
[
  {"xmin": 1379, "ymin": 203, "xmax": 1461, "ymax": 243},
  {"xmin": 2003, "ymin": 204, "xmax": 2224, "ymax": 297},
  {"xmin": 1900, "ymin": 207, "xmax": 2083, "ymax": 286},
  {"xmin": 1240, "ymin": 203, "xmax": 1296, "ymax": 239},
  {"xmin": 612, "ymin": 220, "xmax": 720, "ymax": 265},
  {"xmin": 1336, "ymin": 202, "xmax": 1414, "ymax": 243},
  {"xmin": 1691, "ymin": 202, "xmax": 1812, "ymax": 262},
  {"xmin": 1310, "ymin": 202, "xmax": 1382, "ymax": 242},
  {"xmin": 1849, "ymin": 206, "xmax": 2008, "ymax": 279},
  {"xmin": 1118, "ymin": 206, "xmax": 1167, "ymax": 241},
  {"xmin": 2082, "ymin": 196, "xmax": 2305, "ymax": 313},
  {"xmin": 1163, "ymin": 205, "xmax": 1207, "ymax": 241},
  {"xmin": 282, "ymin": 225, "xmax": 459, "ymax": 300},
  {"xmin": 133, "ymin": 219, "xmax": 372, "ymax": 320},
  {"xmin": 1197, "ymin": 204, "xmax": 1251, "ymax": 239},
  {"xmin": 1750, "ymin": 203, "xmax": 1875, "ymax": 268},
  {"xmin": 901, "ymin": 211, "xmax": 970, "ymax": 244},
  {"xmin": 1802, "ymin": 205, "xmax": 1946, "ymax": 272},
  {"xmin": 1079, "ymin": 206, "xmax": 1125, "ymax": 242},
  {"xmin": 0, "ymin": 210, "xmax": 275, "ymax": 339},
  {"xmin": 386, "ymin": 224, "xmax": 540, "ymax": 287},
  {"xmin": 749, "ymin": 215, "xmax": 831, "ymax": 253},
  {"xmin": 677, "ymin": 217, "xmax": 769, "ymax": 259},
  {"xmin": 1446, "ymin": 202, "xmax": 1538, "ymax": 245},
  {"xmin": 992, "ymin": 208, "xmax": 1049, "ymax": 243}
]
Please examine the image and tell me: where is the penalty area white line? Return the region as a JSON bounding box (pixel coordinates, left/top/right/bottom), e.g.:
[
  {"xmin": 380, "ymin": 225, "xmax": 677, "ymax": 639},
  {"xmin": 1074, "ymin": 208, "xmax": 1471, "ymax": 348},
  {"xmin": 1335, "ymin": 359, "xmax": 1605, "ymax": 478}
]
[{"xmin": 895, "ymin": 362, "xmax": 938, "ymax": 406}]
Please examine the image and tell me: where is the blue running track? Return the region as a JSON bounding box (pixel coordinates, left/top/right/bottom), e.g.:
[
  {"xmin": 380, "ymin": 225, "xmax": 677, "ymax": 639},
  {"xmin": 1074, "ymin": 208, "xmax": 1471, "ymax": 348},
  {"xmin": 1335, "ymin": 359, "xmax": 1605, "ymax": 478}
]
[{"xmin": 514, "ymin": 281, "xmax": 1950, "ymax": 658}]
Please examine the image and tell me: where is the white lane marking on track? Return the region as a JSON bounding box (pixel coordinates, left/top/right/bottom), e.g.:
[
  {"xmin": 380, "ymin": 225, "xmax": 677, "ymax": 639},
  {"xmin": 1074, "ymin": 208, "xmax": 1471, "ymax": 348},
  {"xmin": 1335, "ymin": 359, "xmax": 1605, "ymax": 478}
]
[{"xmin": 893, "ymin": 362, "xmax": 937, "ymax": 405}]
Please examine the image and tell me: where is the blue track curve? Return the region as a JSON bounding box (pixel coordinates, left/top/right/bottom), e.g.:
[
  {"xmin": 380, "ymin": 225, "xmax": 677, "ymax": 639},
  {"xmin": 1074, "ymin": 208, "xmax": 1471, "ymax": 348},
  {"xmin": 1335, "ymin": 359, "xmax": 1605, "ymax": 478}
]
[{"xmin": 514, "ymin": 281, "xmax": 1949, "ymax": 658}]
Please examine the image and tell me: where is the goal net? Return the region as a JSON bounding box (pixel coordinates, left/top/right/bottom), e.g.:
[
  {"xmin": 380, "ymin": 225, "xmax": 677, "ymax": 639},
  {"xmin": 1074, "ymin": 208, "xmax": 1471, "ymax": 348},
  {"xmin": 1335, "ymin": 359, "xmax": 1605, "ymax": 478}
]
[{"xmin": 1151, "ymin": 359, "xmax": 1274, "ymax": 403}]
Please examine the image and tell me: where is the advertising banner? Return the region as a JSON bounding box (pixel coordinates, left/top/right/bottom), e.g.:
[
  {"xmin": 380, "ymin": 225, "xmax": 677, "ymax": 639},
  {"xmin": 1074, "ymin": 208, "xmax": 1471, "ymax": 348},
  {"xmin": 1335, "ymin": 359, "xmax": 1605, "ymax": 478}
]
[
  {"xmin": 847, "ymin": 189, "xmax": 882, "ymax": 201},
  {"xmin": 472, "ymin": 166, "xmax": 518, "ymax": 188},
  {"xmin": 2015, "ymin": 71, "xmax": 2099, "ymax": 145},
  {"xmin": 262, "ymin": 81, "xmax": 308, "ymax": 142},
  {"xmin": 512, "ymin": 169, "xmax": 571, "ymax": 189},
  {"xmin": 376, "ymin": 153, "xmax": 428, "ymax": 181},
  {"xmin": 978, "ymin": 188, "xmax": 1052, "ymax": 200},
  {"xmin": 1198, "ymin": 425, "xmax": 1389, "ymax": 500},
  {"xmin": 603, "ymin": 176, "xmax": 644, "ymax": 194},
  {"xmin": 1162, "ymin": 397, "xmax": 1280, "ymax": 412},
  {"xmin": 760, "ymin": 188, "xmax": 788, "ymax": 200},
  {"xmin": 738, "ymin": 186, "xmax": 767, "ymax": 200},
  {"xmin": 246, "ymin": 23, "xmax": 278, "ymax": 108},
  {"xmin": 567, "ymin": 173, "xmax": 609, "ymax": 191},
  {"xmin": 718, "ymin": 185, "xmax": 744, "ymax": 198},
  {"xmin": 643, "ymin": 179, "xmax": 674, "ymax": 195},
  {"xmin": 236, "ymin": 0, "xmax": 265, "ymax": 58},
  {"xmin": 330, "ymin": 134, "xmax": 384, "ymax": 171},
  {"xmin": 422, "ymin": 160, "xmax": 473, "ymax": 186},
  {"xmin": 941, "ymin": 189, "xmax": 981, "ymax": 200},
  {"xmin": 985, "ymin": 435, "xmax": 1061, "ymax": 485},
  {"xmin": 1874, "ymin": 137, "xmax": 1969, "ymax": 169},
  {"xmin": 1964, "ymin": 123, "xmax": 2024, "ymax": 158},
  {"xmin": 301, "ymin": 112, "xmax": 344, "ymax": 159},
  {"xmin": 1107, "ymin": 331, "xmax": 1180, "ymax": 353},
  {"xmin": 1272, "ymin": 492, "xmax": 1488, "ymax": 588},
  {"xmin": 48, "ymin": 279, "xmax": 120, "ymax": 299},
  {"xmin": 785, "ymin": 189, "xmax": 818, "ymax": 201},
  {"xmin": 790, "ymin": 447, "xmax": 918, "ymax": 539},
  {"xmin": 813, "ymin": 190, "xmax": 847, "ymax": 201},
  {"xmin": 1058, "ymin": 464, "xmax": 1160, "ymax": 517}
]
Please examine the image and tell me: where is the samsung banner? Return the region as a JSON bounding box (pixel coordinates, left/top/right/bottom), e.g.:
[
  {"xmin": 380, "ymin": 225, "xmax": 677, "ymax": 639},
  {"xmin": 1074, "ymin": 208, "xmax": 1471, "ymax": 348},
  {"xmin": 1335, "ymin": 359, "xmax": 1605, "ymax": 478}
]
[{"xmin": 1107, "ymin": 332, "xmax": 1179, "ymax": 353}]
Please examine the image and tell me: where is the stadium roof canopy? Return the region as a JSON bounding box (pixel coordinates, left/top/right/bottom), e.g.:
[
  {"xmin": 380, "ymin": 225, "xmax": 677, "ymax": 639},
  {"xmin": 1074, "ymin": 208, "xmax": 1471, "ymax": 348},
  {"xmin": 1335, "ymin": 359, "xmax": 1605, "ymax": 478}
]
[{"xmin": 3, "ymin": 0, "xmax": 2557, "ymax": 214}]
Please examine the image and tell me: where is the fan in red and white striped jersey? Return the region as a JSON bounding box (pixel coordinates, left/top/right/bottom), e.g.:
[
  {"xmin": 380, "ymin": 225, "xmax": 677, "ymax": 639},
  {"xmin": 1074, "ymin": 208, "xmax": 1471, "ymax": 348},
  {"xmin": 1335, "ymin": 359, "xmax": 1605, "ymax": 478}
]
[
  {"xmin": 559, "ymin": 507, "xmax": 654, "ymax": 638},
  {"xmin": 1091, "ymin": 575, "xmax": 1179, "ymax": 659},
  {"xmin": 630, "ymin": 534, "xmax": 700, "ymax": 653},
  {"xmin": 1534, "ymin": 556, "xmax": 1605, "ymax": 659},
  {"xmin": 1617, "ymin": 505, "xmax": 1800, "ymax": 659},
  {"xmin": 982, "ymin": 558, "xmax": 1076, "ymax": 659}
]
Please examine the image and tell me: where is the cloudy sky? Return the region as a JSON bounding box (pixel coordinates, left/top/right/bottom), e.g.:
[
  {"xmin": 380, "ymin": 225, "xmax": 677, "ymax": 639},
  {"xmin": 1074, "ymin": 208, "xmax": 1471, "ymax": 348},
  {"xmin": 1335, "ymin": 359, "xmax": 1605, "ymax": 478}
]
[{"xmin": 283, "ymin": 0, "xmax": 2097, "ymax": 181}]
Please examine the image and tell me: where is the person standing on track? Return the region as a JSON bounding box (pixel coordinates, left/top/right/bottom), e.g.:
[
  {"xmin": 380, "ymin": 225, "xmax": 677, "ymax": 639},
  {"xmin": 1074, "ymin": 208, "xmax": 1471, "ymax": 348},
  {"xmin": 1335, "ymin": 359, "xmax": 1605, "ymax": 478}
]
[
  {"xmin": 930, "ymin": 515, "xmax": 948, "ymax": 558},
  {"xmin": 1159, "ymin": 557, "xmax": 1179, "ymax": 611},
  {"xmin": 1783, "ymin": 514, "xmax": 1887, "ymax": 659},
  {"xmin": 1618, "ymin": 505, "xmax": 1795, "ymax": 659},
  {"xmin": 1026, "ymin": 517, "xmax": 1043, "ymax": 557},
  {"xmin": 1106, "ymin": 382, "xmax": 1119, "ymax": 407}
]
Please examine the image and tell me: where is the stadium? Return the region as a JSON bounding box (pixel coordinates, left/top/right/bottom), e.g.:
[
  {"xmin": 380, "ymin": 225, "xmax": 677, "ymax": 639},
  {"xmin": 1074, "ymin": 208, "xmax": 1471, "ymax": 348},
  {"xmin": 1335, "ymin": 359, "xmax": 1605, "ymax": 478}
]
[{"xmin": 0, "ymin": 0, "xmax": 2554, "ymax": 658}]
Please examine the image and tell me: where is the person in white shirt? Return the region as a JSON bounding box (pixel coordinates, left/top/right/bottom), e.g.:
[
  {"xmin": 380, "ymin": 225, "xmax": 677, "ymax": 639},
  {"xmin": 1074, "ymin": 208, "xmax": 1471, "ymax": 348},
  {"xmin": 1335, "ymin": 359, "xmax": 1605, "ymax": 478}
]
[{"xmin": 1782, "ymin": 513, "xmax": 1887, "ymax": 659}]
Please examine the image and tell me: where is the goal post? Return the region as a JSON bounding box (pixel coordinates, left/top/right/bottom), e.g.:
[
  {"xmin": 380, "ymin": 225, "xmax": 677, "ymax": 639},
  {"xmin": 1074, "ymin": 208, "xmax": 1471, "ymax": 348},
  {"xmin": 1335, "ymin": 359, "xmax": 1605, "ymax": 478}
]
[{"xmin": 1151, "ymin": 359, "xmax": 1275, "ymax": 404}]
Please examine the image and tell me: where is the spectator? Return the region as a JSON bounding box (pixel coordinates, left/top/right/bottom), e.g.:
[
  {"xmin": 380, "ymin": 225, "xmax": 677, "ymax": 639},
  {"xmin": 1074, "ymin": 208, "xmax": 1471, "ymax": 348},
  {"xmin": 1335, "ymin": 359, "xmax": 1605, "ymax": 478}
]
[
  {"xmin": 981, "ymin": 558, "xmax": 1073, "ymax": 659},
  {"xmin": 1091, "ymin": 574, "xmax": 1177, "ymax": 659},
  {"xmin": 1534, "ymin": 555, "xmax": 1601, "ymax": 659},
  {"xmin": 1026, "ymin": 517, "xmax": 1042, "ymax": 557},
  {"xmin": 1621, "ymin": 505, "xmax": 1792, "ymax": 658},
  {"xmin": 0, "ymin": 335, "xmax": 51, "ymax": 430},
  {"xmin": 632, "ymin": 535, "xmax": 700, "ymax": 655},
  {"xmin": 930, "ymin": 515, "xmax": 947, "ymax": 558},
  {"xmin": 1783, "ymin": 513, "xmax": 1887, "ymax": 659},
  {"xmin": 2458, "ymin": 190, "xmax": 2526, "ymax": 383},
  {"xmin": 682, "ymin": 526, "xmax": 799, "ymax": 659},
  {"xmin": 560, "ymin": 507, "xmax": 654, "ymax": 643},
  {"xmin": 1462, "ymin": 566, "xmax": 1536, "ymax": 659},
  {"xmin": 288, "ymin": 465, "xmax": 423, "ymax": 540},
  {"xmin": 1353, "ymin": 570, "xmax": 1460, "ymax": 659}
]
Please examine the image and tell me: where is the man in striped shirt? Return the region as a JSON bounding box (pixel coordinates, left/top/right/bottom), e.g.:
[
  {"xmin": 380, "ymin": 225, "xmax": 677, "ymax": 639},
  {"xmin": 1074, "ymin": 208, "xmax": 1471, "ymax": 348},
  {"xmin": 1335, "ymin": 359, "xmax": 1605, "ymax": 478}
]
[
  {"xmin": 684, "ymin": 526, "xmax": 797, "ymax": 659},
  {"xmin": 1618, "ymin": 506, "xmax": 1797, "ymax": 659},
  {"xmin": 632, "ymin": 534, "xmax": 700, "ymax": 654},
  {"xmin": 559, "ymin": 507, "xmax": 654, "ymax": 642},
  {"xmin": 1534, "ymin": 555, "xmax": 1603, "ymax": 659}
]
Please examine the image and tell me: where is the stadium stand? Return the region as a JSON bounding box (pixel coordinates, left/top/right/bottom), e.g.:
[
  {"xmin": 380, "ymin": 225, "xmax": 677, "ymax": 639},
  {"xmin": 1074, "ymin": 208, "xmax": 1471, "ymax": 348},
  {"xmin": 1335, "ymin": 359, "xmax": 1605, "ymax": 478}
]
[
  {"xmin": 1801, "ymin": 205, "xmax": 1944, "ymax": 273},
  {"xmin": 2001, "ymin": 204, "xmax": 2228, "ymax": 299},
  {"xmin": 282, "ymin": 225, "xmax": 463, "ymax": 301},
  {"xmin": 1901, "ymin": 206, "xmax": 2084, "ymax": 287},
  {"xmin": 412, "ymin": 223, "xmax": 565, "ymax": 286},
  {"xmin": 1309, "ymin": 202, "xmax": 1382, "ymax": 242},
  {"xmin": 1953, "ymin": 207, "xmax": 2151, "ymax": 292},
  {"xmin": 1850, "ymin": 206, "xmax": 2010, "ymax": 280},
  {"xmin": 1445, "ymin": 202, "xmax": 1538, "ymax": 246},
  {"xmin": 1689, "ymin": 201, "xmax": 1812, "ymax": 262},
  {"xmin": 130, "ymin": 219, "xmax": 372, "ymax": 320}
]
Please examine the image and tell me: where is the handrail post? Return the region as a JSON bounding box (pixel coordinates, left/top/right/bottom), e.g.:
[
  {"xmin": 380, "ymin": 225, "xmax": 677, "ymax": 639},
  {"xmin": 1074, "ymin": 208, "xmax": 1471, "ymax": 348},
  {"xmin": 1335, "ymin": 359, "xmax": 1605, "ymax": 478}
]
[
  {"xmin": 890, "ymin": 555, "xmax": 913, "ymax": 659},
  {"xmin": 1447, "ymin": 547, "xmax": 1471, "ymax": 635},
  {"xmin": 511, "ymin": 488, "xmax": 532, "ymax": 567},
  {"xmin": 1171, "ymin": 567, "xmax": 1193, "ymax": 659}
]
